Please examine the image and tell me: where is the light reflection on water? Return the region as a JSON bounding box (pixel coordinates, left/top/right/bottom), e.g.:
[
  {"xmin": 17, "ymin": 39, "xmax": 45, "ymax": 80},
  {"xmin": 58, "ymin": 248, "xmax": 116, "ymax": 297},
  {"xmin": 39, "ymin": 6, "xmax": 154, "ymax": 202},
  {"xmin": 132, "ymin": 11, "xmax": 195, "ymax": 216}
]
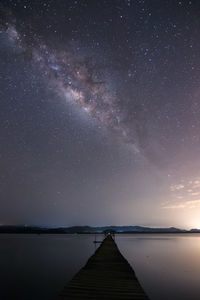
[
  {"xmin": 116, "ymin": 234, "xmax": 200, "ymax": 300},
  {"xmin": 1, "ymin": 233, "xmax": 200, "ymax": 300}
]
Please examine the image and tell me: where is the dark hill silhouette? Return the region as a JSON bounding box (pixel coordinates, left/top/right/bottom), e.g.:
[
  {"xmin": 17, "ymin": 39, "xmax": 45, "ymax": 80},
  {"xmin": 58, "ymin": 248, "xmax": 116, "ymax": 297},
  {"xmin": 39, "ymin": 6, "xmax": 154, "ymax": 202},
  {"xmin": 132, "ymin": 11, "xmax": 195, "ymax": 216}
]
[{"xmin": 0, "ymin": 225, "xmax": 198, "ymax": 233}]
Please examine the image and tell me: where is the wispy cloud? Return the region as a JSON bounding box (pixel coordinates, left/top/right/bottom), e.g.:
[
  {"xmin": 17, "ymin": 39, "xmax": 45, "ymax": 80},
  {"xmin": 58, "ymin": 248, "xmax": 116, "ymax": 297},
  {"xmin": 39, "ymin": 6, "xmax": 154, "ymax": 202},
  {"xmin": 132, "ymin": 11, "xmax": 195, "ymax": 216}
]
[
  {"xmin": 163, "ymin": 199, "xmax": 200, "ymax": 209},
  {"xmin": 191, "ymin": 192, "xmax": 200, "ymax": 196},
  {"xmin": 163, "ymin": 204, "xmax": 185, "ymax": 209},
  {"xmin": 192, "ymin": 180, "xmax": 200, "ymax": 189},
  {"xmin": 163, "ymin": 176, "xmax": 200, "ymax": 209},
  {"xmin": 170, "ymin": 184, "xmax": 184, "ymax": 191}
]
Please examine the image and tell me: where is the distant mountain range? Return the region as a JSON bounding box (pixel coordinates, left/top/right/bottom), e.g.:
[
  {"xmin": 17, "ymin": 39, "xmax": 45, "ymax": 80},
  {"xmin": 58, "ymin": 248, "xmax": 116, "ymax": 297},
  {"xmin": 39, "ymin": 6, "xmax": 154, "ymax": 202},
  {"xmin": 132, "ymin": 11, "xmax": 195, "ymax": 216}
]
[{"xmin": 0, "ymin": 225, "xmax": 200, "ymax": 234}]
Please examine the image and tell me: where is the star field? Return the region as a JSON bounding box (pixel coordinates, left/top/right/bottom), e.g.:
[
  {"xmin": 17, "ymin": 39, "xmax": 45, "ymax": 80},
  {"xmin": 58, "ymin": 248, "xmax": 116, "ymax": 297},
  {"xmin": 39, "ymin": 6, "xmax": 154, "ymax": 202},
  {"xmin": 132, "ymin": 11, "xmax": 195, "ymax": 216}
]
[{"xmin": 1, "ymin": 0, "xmax": 200, "ymax": 228}]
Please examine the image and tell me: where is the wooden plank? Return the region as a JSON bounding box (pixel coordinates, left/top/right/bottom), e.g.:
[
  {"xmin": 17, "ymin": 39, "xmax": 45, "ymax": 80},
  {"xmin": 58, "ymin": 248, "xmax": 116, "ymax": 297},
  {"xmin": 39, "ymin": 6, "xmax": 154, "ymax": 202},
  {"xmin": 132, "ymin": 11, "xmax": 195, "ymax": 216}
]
[{"xmin": 57, "ymin": 235, "xmax": 149, "ymax": 299}]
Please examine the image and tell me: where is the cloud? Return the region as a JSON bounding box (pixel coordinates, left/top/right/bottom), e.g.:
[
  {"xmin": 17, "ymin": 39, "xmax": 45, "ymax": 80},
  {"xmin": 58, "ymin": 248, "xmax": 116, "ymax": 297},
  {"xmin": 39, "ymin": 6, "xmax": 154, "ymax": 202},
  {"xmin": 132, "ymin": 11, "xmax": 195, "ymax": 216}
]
[
  {"xmin": 163, "ymin": 199, "xmax": 200, "ymax": 209},
  {"xmin": 166, "ymin": 176, "xmax": 200, "ymax": 209},
  {"xmin": 170, "ymin": 184, "xmax": 184, "ymax": 191},
  {"xmin": 163, "ymin": 204, "xmax": 185, "ymax": 209},
  {"xmin": 170, "ymin": 177, "xmax": 200, "ymax": 196},
  {"xmin": 192, "ymin": 180, "xmax": 200, "ymax": 189},
  {"xmin": 191, "ymin": 192, "xmax": 200, "ymax": 196}
]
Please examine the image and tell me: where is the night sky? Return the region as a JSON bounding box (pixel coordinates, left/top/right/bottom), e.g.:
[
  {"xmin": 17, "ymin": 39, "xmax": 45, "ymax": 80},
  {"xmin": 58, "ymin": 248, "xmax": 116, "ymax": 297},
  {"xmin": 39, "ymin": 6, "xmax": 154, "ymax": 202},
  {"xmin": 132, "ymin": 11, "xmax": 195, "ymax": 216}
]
[{"xmin": 1, "ymin": 0, "xmax": 200, "ymax": 228}]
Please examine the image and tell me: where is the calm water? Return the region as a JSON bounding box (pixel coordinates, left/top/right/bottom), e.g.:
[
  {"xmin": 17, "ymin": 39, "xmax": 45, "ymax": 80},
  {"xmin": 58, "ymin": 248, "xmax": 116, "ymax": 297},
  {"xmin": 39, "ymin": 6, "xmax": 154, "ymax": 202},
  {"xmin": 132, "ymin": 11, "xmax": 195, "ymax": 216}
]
[{"xmin": 1, "ymin": 234, "xmax": 200, "ymax": 299}]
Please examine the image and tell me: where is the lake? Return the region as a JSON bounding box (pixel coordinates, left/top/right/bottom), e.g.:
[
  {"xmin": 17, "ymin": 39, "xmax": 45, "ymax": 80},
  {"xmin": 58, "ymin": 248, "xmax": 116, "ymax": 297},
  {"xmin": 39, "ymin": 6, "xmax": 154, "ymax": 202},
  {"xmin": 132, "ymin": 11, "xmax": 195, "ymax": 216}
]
[{"xmin": 1, "ymin": 234, "xmax": 200, "ymax": 299}]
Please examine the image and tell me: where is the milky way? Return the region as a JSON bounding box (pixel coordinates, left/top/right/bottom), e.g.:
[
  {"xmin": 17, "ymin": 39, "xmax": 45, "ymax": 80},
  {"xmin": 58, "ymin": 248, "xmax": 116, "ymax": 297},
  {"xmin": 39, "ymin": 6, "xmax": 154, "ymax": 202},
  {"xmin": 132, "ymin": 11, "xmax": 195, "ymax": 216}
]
[{"xmin": 4, "ymin": 22, "xmax": 141, "ymax": 153}]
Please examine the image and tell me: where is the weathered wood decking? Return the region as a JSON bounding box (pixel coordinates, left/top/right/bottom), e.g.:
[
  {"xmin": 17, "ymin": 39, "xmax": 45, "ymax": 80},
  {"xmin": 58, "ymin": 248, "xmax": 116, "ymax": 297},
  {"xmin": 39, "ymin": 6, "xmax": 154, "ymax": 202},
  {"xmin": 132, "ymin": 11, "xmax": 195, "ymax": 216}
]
[{"xmin": 58, "ymin": 235, "xmax": 149, "ymax": 299}]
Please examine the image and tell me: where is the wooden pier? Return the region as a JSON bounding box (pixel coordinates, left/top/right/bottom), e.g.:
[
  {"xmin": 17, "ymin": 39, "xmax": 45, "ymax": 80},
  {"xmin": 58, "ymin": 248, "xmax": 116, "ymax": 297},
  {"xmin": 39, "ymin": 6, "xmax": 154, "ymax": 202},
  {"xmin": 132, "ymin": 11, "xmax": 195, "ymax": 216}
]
[{"xmin": 57, "ymin": 235, "xmax": 149, "ymax": 299}]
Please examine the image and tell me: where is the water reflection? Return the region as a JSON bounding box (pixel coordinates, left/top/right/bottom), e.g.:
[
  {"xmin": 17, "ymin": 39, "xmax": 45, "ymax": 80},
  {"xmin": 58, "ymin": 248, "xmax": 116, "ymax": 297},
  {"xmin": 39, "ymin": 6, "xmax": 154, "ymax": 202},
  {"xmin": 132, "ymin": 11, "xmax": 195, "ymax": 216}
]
[
  {"xmin": 116, "ymin": 234, "xmax": 200, "ymax": 300},
  {"xmin": 1, "ymin": 233, "xmax": 200, "ymax": 300},
  {"xmin": 0, "ymin": 234, "xmax": 100, "ymax": 300}
]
